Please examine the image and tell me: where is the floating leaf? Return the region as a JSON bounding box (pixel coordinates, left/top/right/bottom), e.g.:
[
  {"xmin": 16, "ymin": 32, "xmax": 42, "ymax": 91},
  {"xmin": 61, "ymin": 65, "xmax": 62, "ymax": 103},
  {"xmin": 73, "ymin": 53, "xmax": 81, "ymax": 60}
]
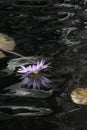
[
  {"xmin": 71, "ymin": 88, "xmax": 87, "ymax": 105},
  {"xmin": 0, "ymin": 33, "xmax": 15, "ymax": 58}
]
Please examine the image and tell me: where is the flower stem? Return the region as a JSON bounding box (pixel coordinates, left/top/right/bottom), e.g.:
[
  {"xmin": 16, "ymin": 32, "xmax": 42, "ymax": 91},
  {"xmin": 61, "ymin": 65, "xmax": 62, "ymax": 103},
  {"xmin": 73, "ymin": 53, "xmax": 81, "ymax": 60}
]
[{"xmin": 0, "ymin": 48, "xmax": 24, "ymax": 58}]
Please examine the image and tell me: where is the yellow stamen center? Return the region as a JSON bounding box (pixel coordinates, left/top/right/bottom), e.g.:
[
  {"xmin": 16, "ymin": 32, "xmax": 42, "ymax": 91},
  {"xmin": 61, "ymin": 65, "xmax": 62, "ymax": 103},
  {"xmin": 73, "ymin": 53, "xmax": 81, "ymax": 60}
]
[{"xmin": 33, "ymin": 71, "xmax": 39, "ymax": 75}]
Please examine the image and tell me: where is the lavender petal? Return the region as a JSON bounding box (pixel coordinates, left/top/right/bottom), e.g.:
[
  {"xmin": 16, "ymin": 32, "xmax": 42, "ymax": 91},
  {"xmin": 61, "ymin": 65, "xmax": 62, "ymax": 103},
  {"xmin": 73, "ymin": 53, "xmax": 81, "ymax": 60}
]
[
  {"xmin": 41, "ymin": 75, "xmax": 52, "ymax": 83},
  {"xmin": 27, "ymin": 79, "xmax": 33, "ymax": 88},
  {"xmin": 33, "ymin": 79, "xmax": 37, "ymax": 89},
  {"xmin": 22, "ymin": 77, "xmax": 29, "ymax": 85}
]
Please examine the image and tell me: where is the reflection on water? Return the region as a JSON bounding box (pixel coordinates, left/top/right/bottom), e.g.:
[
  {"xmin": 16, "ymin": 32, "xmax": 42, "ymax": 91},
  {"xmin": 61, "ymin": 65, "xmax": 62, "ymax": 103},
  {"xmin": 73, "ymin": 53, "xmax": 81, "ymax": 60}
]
[{"xmin": 0, "ymin": 0, "xmax": 87, "ymax": 130}]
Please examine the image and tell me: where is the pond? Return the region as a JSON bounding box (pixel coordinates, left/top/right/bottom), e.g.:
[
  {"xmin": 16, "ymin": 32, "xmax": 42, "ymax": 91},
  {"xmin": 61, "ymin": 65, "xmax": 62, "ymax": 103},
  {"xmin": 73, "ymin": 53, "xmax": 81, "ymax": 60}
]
[{"xmin": 0, "ymin": 0, "xmax": 87, "ymax": 130}]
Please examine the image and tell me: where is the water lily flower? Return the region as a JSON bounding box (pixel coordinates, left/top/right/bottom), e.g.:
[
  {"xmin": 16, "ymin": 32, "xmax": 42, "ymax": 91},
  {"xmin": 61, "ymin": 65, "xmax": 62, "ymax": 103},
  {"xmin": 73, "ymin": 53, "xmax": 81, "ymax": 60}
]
[{"xmin": 17, "ymin": 59, "xmax": 52, "ymax": 89}]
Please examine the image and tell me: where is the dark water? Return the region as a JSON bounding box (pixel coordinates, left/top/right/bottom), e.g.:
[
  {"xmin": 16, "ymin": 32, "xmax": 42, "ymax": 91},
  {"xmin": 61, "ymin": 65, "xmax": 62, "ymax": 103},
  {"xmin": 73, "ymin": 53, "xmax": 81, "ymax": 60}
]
[{"xmin": 0, "ymin": 0, "xmax": 87, "ymax": 130}]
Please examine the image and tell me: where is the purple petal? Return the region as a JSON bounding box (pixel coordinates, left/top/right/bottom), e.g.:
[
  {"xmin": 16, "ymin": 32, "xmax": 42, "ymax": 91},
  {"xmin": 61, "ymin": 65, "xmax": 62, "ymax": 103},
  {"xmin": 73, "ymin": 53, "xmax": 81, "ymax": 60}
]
[
  {"xmin": 20, "ymin": 74, "xmax": 28, "ymax": 79},
  {"xmin": 33, "ymin": 79, "xmax": 37, "ymax": 89},
  {"xmin": 41, "ymin": 62, "xmax": 51, "ymax": 70},
  {"xmin": 42, "ymin": 73, "xmax": 52, "ymax": 77},
  {"xmin": 26, "ymin": 66, "xmax": 32, "ymax": 71},
  {"xmin": 27, "ymin": 79, "xmax": 33, "ymax": 88},
  {"xmin": 37, "ymin": 60, "xmax": 39, "ymax": 64},
  {"xmin": 41, "ymin": 79, "xmax": 48, "ymax": 87},
  {"xmin": 22, "ymin": 77, "xmax": 29, "ymax": 85},
  {"xmin": 17, "ymin": 66, "xmax": 28, "ymax": 73},
  {"xmin": 35, "ymin": 80, "xmax": 40, "ymax": 89},
  {"xmin": 27, "ymin": 71, "xmax": 33, "ymax": 75},
  {"xmin": 40, "ymin": 59, "xmax": 45, "ymax": 66},
  {"xmin": 36, "ymin": 63, "xmax": 40, "ymax": 70},
  {"xmin": 17, "ymin": 69, "xmax": 26, "ymax": 73},
  {"xmin": 20, "ymin": 66, "xmax": 27, "ymax": 70},
  {"xmin": 41, "ymin": 75, "xmax": 52, "ymax": 83}
]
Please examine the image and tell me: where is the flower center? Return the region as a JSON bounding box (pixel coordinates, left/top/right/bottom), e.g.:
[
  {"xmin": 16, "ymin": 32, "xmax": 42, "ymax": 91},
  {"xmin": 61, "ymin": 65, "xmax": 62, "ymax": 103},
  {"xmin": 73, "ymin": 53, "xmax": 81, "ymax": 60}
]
[
  {"xmin": 30, "ymin": 71, "xmax": 39, "ymax": 78},
  {"xmin": 33, "ymin": 71, "xmax": 39, "ymax": 75}
]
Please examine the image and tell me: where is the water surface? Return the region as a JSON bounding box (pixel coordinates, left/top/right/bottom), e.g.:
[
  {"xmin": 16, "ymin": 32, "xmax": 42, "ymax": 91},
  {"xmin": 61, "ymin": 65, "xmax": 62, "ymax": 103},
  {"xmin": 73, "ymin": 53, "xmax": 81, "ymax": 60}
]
[{"xmin": 0, "ymin": 0, "xmax": 87, "ymax": 130}]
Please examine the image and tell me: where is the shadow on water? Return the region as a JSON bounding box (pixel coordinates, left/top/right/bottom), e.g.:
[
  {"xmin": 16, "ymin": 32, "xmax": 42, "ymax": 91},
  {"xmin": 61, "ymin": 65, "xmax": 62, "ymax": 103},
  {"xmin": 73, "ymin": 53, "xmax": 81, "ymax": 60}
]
[{"xmin": 0, "ymin": 0, "xmax": 87, "ymax": 130}]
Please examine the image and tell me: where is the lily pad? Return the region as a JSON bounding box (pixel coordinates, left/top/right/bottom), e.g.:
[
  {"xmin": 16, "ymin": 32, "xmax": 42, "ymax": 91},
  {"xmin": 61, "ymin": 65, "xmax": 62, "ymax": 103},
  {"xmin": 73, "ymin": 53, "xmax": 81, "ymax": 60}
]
[
  {"xmin": 71, "ymin": 88, "xmax": 87, "ymax": 105},
  {"xmin": 0, "ymin": 33, "xmax": 15, "ymax": 58}
]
